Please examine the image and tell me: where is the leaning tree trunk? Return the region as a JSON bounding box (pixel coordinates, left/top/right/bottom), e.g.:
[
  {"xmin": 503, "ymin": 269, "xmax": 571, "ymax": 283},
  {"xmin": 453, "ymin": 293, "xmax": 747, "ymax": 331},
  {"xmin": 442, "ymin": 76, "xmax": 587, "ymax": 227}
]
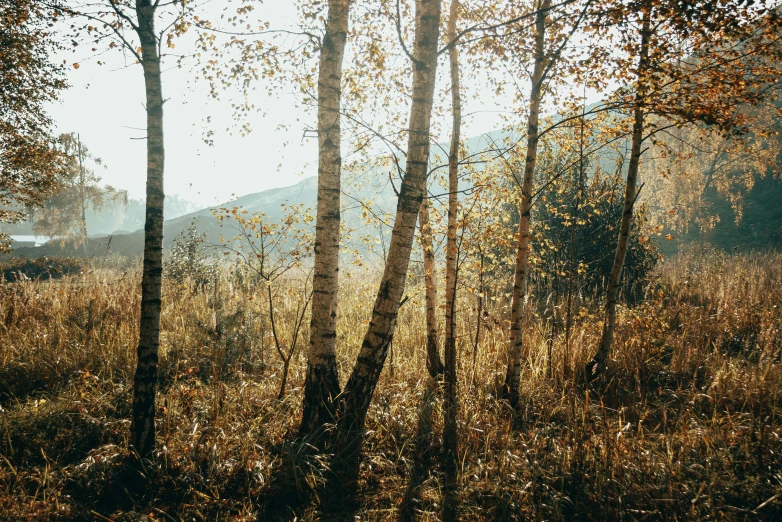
[
  {"xmin": 131, "ymin": 0, "xmax": 165, "ymax": 458},
  {"xmin": 331, "ymin": 0, "xmax": 442, "ymax": 484},
  {"xmin": 586, "ymin": 8, "xmax": 651, "ymax": 380},
  {"xmin": 299, "ymin": 0, "xmax": 351, "ymax": 437},
  {"xmin": 503, "ymin": 0, "xmax": 550, "ymax": 409},
  {"xmin": 418, "ymin": 196, "xmax": 443, "ymax": 378},
  {"xmin": 442, "ymin": 0, "xmax": 461, "ymax": 519}
]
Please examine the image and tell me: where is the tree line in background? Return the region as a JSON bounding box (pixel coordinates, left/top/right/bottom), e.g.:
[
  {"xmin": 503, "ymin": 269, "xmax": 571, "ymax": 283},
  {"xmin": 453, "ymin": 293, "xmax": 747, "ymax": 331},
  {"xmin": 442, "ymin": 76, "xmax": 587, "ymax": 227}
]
[
  {"xmin": 0, "ymin": 0, "xmax": 66, "ymax": 251},
  {"xmin": 1, "ymin": 131, "xmax": 202, "ymax": 245},
  {"xmin": 1, "ymin": 0, "xmax": 781, "ymax": 518}
]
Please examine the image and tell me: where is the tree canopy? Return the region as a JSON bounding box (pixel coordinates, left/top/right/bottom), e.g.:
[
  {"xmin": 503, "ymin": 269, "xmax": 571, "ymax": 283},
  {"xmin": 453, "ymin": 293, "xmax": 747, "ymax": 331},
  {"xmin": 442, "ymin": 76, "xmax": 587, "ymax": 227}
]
[{"xmin": 0, "ymin": 0, "xmax": 67, "ymax": 251}]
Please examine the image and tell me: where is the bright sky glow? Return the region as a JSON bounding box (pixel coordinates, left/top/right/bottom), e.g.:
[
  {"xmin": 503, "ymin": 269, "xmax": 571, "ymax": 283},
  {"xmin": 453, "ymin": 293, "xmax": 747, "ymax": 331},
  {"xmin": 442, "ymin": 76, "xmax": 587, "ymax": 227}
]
[{"xmin": 46, "ymin": 2, "xmax": 578, "ymax": 208}]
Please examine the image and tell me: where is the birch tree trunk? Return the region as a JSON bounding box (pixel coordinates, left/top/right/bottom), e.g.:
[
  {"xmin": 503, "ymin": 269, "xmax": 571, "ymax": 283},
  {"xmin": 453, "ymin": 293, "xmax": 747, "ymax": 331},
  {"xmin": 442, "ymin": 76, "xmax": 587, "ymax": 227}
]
[
  {"xmin": 418, "ymin": 196, "xmax": 443, "ymax": 378},
  {"xmin": 587, "ymin": 8, "xmax": 651, "ymax": 380},
  {"xmin": 503, "ymin": 0, "xmax": 550, "ymax": 409},
  {"xmin": 331, "ymin": 0, "xmax": 442, "ymax": 482},
  {"xmin": 442, "ymin": 1, "xmax": 461, "ymax": 519},
  {"xmin": 299, "ymin": 0, "xmax": 350, "ymax": 437},
  {"xmin": 131, "ymin": 0, "xmax": 165, "ymax": 458}
]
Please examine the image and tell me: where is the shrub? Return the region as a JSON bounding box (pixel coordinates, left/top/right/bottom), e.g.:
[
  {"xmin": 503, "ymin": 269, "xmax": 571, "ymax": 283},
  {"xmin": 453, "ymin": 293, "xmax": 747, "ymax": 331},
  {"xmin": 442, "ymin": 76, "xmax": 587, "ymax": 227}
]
[
  {"xmin": 165, "ymin": 220, "xmax": 217, "ymax": 291},
  {"xmin": 0, "ymin": 256, "xmax": 86, "ymax": 282}
]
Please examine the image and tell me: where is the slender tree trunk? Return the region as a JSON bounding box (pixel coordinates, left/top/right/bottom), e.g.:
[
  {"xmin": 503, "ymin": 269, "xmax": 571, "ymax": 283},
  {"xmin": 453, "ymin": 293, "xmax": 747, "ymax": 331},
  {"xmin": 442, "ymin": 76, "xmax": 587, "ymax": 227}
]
[
  {"xmin": 77, "ymin": 135, "xmax": 88, "ymax": 255},
  {"xmin": 278, "ymin": 358, "xmax": 290, "ymax": 400},
  {"xmin": 300, "ymin": 0, "xmax": 350, "ymax": 436},
  {"xmin": 564, "ymin": 105, "xmax": 587, "ymax": 381},
  {"xmin": 442, "ymin": 1, "xmax": 461, "ymax": 519},
  {"xmin": 131, "ymin": 0, "xmax": 165, "ymax": 458},
  {"xmin": 587, "ymin": 8, "xmax": 651, "ymax": 380},
  {"xmin": 503, "ymin": 0, "xmax": 550, "ymax": 408},
  {"xmin": 547, "ymin": 272, "xmax": 558, "ymax": 380},
  {"xmin": 472, "ymin": 249, "xmax": 484, "ymax": 383},
  {"xmin": 267, "ymin": 282, "xmax": 288, "ymax": 398},
  {"xmin": 418, "ymin": 197, "xmax": 443, "ymax": 378},
  {"xmin": 331, "ymin": 0, "xmax": 442, "ymax": 483}
]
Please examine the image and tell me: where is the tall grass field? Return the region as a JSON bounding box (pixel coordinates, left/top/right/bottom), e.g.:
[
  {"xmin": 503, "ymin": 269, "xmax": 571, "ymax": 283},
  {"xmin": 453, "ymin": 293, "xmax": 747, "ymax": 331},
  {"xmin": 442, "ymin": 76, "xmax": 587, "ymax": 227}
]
[{"xmin": 1, "ymin": 249, "xmax": 781, "ymax": 520}]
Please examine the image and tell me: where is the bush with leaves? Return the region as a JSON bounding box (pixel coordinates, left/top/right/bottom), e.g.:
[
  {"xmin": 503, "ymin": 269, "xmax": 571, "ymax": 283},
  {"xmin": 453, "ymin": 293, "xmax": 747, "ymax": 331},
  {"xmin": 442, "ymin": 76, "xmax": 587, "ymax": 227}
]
[
  {"xmin": 532, "ymin": 167, "xmax": 660, "ymax": 305},
  {"xmin": 460, "ymin": 150, "xmax": 660, "ymax": 315},
  {"xmin": 165, "ymin": 220, "xmax": 217, "ymax": 292}
]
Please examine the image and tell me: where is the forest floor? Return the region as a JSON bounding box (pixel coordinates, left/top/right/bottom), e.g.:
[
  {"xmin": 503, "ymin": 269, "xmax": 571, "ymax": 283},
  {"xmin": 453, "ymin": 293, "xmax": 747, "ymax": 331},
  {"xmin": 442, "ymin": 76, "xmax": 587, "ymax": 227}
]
[{"xmin": 1, "ymin": 249, "xmax": 781, "ymax": 521}]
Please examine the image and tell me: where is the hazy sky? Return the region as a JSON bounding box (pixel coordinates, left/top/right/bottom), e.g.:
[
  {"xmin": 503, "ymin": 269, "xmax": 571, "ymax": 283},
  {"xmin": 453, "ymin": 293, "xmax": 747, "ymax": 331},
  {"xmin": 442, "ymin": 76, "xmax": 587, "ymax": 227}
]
[
  {"xmin": 48, "ymin": 4, "xmax": 316, "ymax": 207},
  {"xmin": 47, "ymin": 3, "xmax": 516, "ymax": 208}
]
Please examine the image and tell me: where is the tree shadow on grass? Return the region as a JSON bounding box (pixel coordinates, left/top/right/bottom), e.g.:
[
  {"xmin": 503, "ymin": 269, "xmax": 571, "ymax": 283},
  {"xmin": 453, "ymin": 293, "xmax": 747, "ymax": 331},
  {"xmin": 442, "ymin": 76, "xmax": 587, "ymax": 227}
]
[
  {"xmin": 258, "ymin": 428, "xmax": 334, "ymax": 521},
  {"xmin": 61, "ymin": 448, "xmax": 151, "ymax": 517},
  {"xmin": 398, "ymin": 379, "xmax": 440, "ymax": 522}
]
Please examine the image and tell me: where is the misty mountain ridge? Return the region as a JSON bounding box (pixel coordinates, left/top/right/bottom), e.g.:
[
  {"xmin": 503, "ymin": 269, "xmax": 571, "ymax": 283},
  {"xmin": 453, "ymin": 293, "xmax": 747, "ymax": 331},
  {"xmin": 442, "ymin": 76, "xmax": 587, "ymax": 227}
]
[{"xmin": 6, "ymin": 121, "xmax": 781, "ymax": 260}]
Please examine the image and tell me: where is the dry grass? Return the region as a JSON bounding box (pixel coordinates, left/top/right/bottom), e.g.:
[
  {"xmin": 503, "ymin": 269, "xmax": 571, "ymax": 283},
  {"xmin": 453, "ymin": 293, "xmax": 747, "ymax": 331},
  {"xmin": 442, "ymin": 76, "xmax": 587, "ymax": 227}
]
[{"xmin": 1, "ymin": 248, "xmax": 781, "ymax": 520}]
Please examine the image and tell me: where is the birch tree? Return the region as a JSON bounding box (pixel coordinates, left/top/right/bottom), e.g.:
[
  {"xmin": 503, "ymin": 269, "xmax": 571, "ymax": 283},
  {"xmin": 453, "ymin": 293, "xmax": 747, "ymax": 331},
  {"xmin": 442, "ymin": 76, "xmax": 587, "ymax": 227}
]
[
  {"xmin": 587, "ymin": 2, "xmax": 651, "ymax": 380},
  {"xmin": 418, "ymin": 196, "xmax": 444, "ymax": 378},
  {"xmin": 502, "ymin": 0, "xmax": 549, "ymax": 408},
  {"xmin": 124, "ymin": 0, "xmax": 165, "ymax": 458},
  {"xmin": 502, "ymin": 0, "xmax": 599, "ymax": 407},
  {"xmin": 331, "ymin": 0, "xmax": 443, "ymax": 483},
  {"xmin": 33, "ymin": 133, "xmax": 126, "ymax": 251},
  {"xmin": 587, "ymin": 0, "xmax": 782, "ymax": 379},
  {"xmin": 299, "ymin": 0, "xmax": 352, "ymax": 438},
  {"xmin": 58, "ymin": 0, "xmax": 197, "ymax": 457},
  {"xmin": 442, "ymin": 0, "xmax": 462, "ymax": 518}
]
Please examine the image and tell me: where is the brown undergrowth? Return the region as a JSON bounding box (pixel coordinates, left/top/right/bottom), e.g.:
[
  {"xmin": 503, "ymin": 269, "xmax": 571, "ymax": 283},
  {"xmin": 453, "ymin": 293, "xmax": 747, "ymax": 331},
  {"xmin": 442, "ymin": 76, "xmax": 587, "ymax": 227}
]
[{"xmin": 1, "ymin": 249, "xmax": 781, "ymax": 520}]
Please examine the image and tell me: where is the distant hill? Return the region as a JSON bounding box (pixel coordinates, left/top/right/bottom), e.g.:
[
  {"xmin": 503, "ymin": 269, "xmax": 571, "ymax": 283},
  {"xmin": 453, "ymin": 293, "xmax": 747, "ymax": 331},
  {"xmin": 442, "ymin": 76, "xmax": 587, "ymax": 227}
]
[
  {"xmin": 4, "ymin": 174, "xmax": 394, "ymax": 260},
  {"xmin": 4, "ymin": 130, "xmax": 507, "ymax": 260},
  {"xmin": 5, "ymin": 120, "xmax": 781, "ymax": 261},
  {"xmin": 5, "ymin": 177, "xmax": 319, "ymax": 259},
  {"xmin": 0, "ymin": 193, "xmax": 202, "ymax": 239}
]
